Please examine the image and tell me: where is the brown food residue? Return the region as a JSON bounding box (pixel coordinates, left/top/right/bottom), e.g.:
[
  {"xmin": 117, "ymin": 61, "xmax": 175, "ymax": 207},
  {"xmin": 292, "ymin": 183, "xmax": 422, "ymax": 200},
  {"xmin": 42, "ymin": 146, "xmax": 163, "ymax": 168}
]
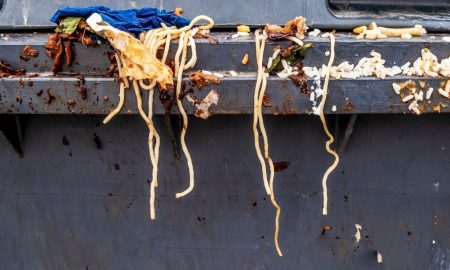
[
  {"xmin": 274, "ymin": 161, "xmax": 290, "ymax": 172},
  {"xmin": 265, "ymin": 17, "xmax": 307, "ymax": 40},
  {"xmin": 189, "ymin": 70, "xmax": 221, "ymax": 90},
  {"xmin": 321, "ymin": 226, "xmax": 332, "ymax": 235},
  {"xmin": 159, "ymin": 83, "xmax": 175, "ymax": 113},
  {"xmin": 208, "ymin": 37, "xmax": 219, "ymax": 45},
  {"xmin": 44, "ymin": 89, "xmax": 55, "ymax": 104},
  {"xmin": 0, "ymin": 60, "xmax": 25, "ymax": 78},
  {"xmin": 20, "ymin": 45, "xmax": 39, "ymax": 61},
  {"xmin": 77, "ymin": 87, "xmax": 88, "ymax": 100}
]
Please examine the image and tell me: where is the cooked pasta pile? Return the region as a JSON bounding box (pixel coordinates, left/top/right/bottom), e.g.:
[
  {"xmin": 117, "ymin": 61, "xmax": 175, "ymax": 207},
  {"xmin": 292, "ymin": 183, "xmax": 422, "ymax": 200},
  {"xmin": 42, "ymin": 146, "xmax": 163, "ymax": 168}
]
[
  {"xmin": 95, "ymin": 15, "xmax": 214, "ymax": 220},
  {"xmin": 254, "ymin": 29, "xmax": 283, "ymax": 257}
]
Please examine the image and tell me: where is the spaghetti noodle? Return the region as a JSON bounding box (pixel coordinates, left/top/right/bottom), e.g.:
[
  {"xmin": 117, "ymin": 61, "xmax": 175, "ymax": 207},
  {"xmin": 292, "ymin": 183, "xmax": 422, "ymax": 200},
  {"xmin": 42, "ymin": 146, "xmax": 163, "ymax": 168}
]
[
  {"xmin": 318, "ymin": 32, "xmax": 339, "ymax": 216},
  {"xmin": 92, "ymin": 14, "xmax": 214, "ymax": 219},
  {"xmin": 254, "ymin": 29, "xmax": 283, "ymax": 256}
]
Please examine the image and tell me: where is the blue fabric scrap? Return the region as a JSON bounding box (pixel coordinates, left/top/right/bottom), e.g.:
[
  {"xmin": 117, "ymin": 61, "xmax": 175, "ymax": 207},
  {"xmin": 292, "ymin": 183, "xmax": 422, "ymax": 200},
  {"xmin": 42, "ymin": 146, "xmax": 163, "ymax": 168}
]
[{"xmin": 50, "ymin": 6, "xmax": 190, "ymax": 34}]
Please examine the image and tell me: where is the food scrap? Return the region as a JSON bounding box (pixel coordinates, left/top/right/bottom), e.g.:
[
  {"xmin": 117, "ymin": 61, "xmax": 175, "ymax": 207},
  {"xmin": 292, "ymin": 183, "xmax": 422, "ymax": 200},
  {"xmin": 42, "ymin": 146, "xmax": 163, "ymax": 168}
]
[
  {"xmin": 20, "ymin": 45, "xmax": 39, "ymax": 61},
  {"xmin": 377, "ymin": 251, "xmax": 383, "ymax": 264},
  {"xmin": 242, "ymin": 53, "xmax": 249, "ymax": 65},
  {"xmin": 0, "ymin": 60, "xmax": 25, "ymax": 78},
  {"xmin": 265, "ymin": 17, "xmax": 307, "ymax": 40},
  {"xmin": 189, "ymin": 70, "xmax": 221, "ymax": 90},
  {"xmin": 186, "ymin": 89, "xmax": 219, "ymax": 119},
  {"xmin": 354, "ymin": 224, "xmax": 362, "ymax": 243},
  {"xmin": 353, "ymin": 22, "xmax": 426, "ymax": 40},
  {"xmin": 237, "ymin": 24, "xmax": 250, "ymax": 33},
  {"xmin": 392, "ymin": 79, "xmax": 449, "ymax": 114}
]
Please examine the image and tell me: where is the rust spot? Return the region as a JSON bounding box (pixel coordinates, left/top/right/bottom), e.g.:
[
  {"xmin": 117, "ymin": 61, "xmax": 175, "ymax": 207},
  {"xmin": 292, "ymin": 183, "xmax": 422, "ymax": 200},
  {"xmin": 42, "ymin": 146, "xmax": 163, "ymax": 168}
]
[
  {"xmin": 36, "ymin": 90, "xmax": 43, "ymax": 97},
  {"xmin": 262, "ymin": 94, "xmax": 272, "ymax": 107},
  {"xmin": 343, "ymin": 101, "xmax": 354, "ymax": 111}
]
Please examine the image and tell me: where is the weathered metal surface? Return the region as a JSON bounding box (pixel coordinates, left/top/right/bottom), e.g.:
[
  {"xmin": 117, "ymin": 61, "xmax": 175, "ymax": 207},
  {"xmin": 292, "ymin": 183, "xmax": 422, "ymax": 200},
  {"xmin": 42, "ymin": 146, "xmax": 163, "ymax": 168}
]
[
  {"xmin": 2, "ymin": 32, "xmax": 450, "ymax": 74},
  {"xmin": 1, "ymin": 33, "xmax": 450, "ymax": 115},
  {"xmin": 1, "ymin": 0, "xmax": 450, "ymax": 31},
  {"xmin": 1, "ymin": 76, "xmax": 450, "ymax": 115},
  {"xmin": 0, "ymin": 114, "xmax": 449, "ymax": 269}
]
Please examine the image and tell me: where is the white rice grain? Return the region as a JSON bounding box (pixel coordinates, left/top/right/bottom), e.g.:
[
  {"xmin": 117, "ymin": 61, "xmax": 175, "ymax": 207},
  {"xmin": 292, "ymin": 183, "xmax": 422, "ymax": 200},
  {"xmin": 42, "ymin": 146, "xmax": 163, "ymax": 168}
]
[{"xmin": 426, "ymin": 88, "xmax": 434, "ymax": 99}]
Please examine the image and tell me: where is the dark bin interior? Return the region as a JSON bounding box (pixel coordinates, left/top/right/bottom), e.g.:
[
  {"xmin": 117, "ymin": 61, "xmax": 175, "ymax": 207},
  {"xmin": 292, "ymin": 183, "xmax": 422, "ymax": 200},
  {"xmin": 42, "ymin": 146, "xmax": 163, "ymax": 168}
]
[{"xmin": 1, "ymin": 114, "xmax": 449, "ymax": 269}]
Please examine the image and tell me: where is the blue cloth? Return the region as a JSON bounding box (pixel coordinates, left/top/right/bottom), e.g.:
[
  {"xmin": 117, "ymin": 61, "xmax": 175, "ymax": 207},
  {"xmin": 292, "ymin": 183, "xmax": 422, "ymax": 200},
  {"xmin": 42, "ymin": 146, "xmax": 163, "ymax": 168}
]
[{"xmin": 50, "ymin": 6, "xmax": 190, "ymax": 34}]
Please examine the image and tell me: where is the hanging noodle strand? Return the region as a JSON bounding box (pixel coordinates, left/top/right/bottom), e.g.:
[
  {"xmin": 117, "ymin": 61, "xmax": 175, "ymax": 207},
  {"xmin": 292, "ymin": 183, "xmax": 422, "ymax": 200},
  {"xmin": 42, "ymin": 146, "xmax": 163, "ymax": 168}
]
[
  {"xmin": 254, "ymin": 29, "xmax": 283, "ymax": 257},
  {"xmin": 101, "ymin": 16, "xmax": 214, "ymax": 219},
  {"xmin": 318, "ymin": 32, "xmax": 339, "ymax": 216}
]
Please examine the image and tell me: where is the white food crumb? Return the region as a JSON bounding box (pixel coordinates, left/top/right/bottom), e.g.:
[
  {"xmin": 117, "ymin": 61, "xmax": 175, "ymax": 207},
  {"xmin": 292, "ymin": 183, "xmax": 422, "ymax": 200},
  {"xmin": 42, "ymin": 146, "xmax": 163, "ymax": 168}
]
[
  {"xmin": 321, "ymin": 32, "xmax": 330, "ymax": 38},
  {"xmin": 426, "ymin": 88, "xmax": 434, "ymax": 99},
  {"xmin": 202, "ymin": 70, "xmax": 213, "ymax": 75},
  {"xmin": 331, "ymin": 105, "xmax": 337, "ymax": 112},
  {"xmin": 325, "ymin": 51, "xmax": 330, "ymax": 56},
  {"xmin": 402, "ymin": 95, "xmax": 414, "ymax": 102},
  {"xmin": 377, "ymin": 251, "xmax": 383, "ymax": 264},
  {"xmin": 354, "ymin": 224, "xmax": 362, "ymax": 243},
  {"xmin": 231, "ymin": 32, "xmax": 249, "ymax": 39},
  {"xmin": 401, "ymin": 33, "xmax": 412, "ymax": 40},
  {"xmin": 228, "ymin": 70, "xmax": 238, "ymax": 77},
  {"xmin": 438, "ymin": 88, "xmax": 449, "ymax": 98},
  {"xmin": 308, "ymin": 28, "xmax": 321, "ymax": 37},
  {"xmin": 408, "ymin": 100, "xmax": 418, "ymax": 111},
  {"xmin": 213, "ymin": 72, "xmax": 224, "ymax": 78},
  {"xmin": 442, "ymin": 37, "xmax": 450, "ymax": 42},
  {"xmin": 277, "ymin": 72, "xmax": 289, "ymax": 79},
  {"xmin": 392, "ymin": 83, "xmax": 401, "ymax": 94}
]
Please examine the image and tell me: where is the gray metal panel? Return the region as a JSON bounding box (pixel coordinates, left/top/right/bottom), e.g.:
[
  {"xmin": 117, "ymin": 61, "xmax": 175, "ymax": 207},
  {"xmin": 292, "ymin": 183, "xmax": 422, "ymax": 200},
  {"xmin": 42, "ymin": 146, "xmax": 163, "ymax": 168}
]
[
  {"xmin": 1, "ymin": 114, "xmax": 449, "ymax": 269},
  {"xmin": 0, "ymin": 0, "xmax": 450, "ymax": 31},
  {"xmin": 2, "ymin": 32, "xmax": 450, "ymax": 74},
  {"xmin": 1, "ymin": 33, "xmax": 450, "ymax": 115},
  {"xmin": 1, "ymin": 76, "xmax": 450, "ymax": 115}
]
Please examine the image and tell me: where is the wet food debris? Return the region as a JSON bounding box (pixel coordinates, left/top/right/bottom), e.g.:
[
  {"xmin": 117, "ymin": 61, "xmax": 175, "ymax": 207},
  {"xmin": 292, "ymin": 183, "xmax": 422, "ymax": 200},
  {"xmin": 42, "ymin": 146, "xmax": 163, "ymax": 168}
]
[
  {"xmin": 186, "ymin": 89, "xmax": 219, "ymax": 119},
  {"xmin": 20, "ymin": 45, "xmax": 39, "ymax": 61},
  {"xmin": 189, "ymin": 70, "xmax": 221, "ymax": 90},
  {"xmin": 0, "ymin": 60, "xmax": 25, "ymax": 78}
]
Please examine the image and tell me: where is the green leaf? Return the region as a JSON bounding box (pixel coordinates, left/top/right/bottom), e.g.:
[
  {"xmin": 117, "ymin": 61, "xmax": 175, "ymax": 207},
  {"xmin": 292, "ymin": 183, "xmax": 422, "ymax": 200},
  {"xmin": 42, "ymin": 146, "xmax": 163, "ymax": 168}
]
[{"xmin": 55, "ymin": 17, "xmax": 82, "ymax": 35}]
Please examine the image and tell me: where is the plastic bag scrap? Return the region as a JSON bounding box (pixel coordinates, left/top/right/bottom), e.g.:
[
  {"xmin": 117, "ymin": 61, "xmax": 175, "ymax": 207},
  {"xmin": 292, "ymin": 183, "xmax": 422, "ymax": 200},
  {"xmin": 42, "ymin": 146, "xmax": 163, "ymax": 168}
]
[{"xmin": 51, "ymin": 6, "xmax": 190, "ymax": 35}]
